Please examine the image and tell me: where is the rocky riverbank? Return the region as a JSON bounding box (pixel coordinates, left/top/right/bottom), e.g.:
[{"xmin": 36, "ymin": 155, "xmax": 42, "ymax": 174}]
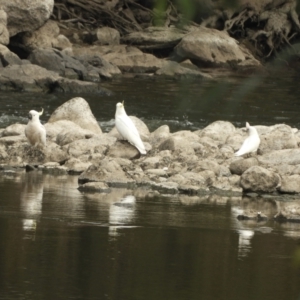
[
  {"xmin": 1, "ymin": 96, "xmax": 300, "ymax": 200},
  {"xmin": 1, "ymin": 1, "xmax": 299, "ymax": 93}
]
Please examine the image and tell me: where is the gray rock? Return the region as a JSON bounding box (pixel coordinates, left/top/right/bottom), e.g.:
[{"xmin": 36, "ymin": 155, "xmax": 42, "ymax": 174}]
[
  {"xmin": 78, "ymin": 157, "xmax": 129, "ymax": 184},
  {"xmin": 149, "ymin": 125, "xmax": 170, "ymax": 146},
  {"xmin": 0, "ymin": 64, "xmax": 59, "ymax": 92},
  {"xmin": 122, "ymin": 26, "xmax": 185, "ymax": 50},
  {"xmin": 107, "ymin": 140, "xmax": 140, "ymax": 159},
  {"xmin": 173, "ymin": 27, "xmax": 261, "ymax": 68},
  {"xmin": 230, "ymin": 157, "xmax": 259, "ymax": 175},
  {"xmin": 0, "ymin": 10, "xmax": 9, "ymax": 45},
  {"xmin": 195, "ymin": 121, "xmax": 236, "ymax": 144},
  {"xmin": 140, "ymin": 156, "xmax": 160, "ymax": 170},
  {"xmin": 158, "ymin": 136, "xmax": 195, "ymax": 154},
  {"xmin": 78, "ymin": 182, "xmax": 111, "ymax": 193},
  {"xmin": 278, "ymin": 175, "xmax": 300, "ymax": 194},
  {"xmin": 56, "ymin": 129, "xmax": 95, "ymax": 146},
  {"xmin": 77, "ymin": 54, "xmax": 121, "ymax": 79},
  {"xmin": 156, "ymin": 61, "xmax": 212, "ymax": 79},
  {"xmin": 259, "ymin": 124, "xmax": 298, "ymax": 153},
  {"xmin": 74, "ymin": 44, "xmax": 164, "ymax": 73},
  {"xmin": 48, "ymin": 97, "xmax": 102, "ymax": 134},
  {"xmin": 28, "ymin": 48, "xmax": 65, "ymax": 75},
  {"xmin": 150, "ymin": 181, "xmax": 178, "ymax": 194},
  {"xmin": 1, "ymin": 124, "xmax": 26, "ymax": 137},
  {"xmin": 64, "ymin": 158, "xmax": 92, "ymax": 174},
  {"xmin": 96, "ymin": 27, "xmax": 120, "ymax": 45},
  {"xmin": 259, "ymin": 149, "xmax": 300, "ymax": 166},
  {"xmin": 22, "ymin": 20, "xmax": 71, "ymax": 51},
  {"xmin": 240, "ymin": 166, "xmax": 281, "ymax": 193},
  {"xmin": 0, "ymin": 44, "xmax": 23, "ymax": 66},
  {"xmin": 274, "ymin": 201, "xmax": 300, "ymax": 222},
  {"xmin": 192, "ymin": 159, "xmax": 221, "ymax": 176},
  {"xmin": 1, "ymin": 0, "xmax": 54, "ymax": 37}
]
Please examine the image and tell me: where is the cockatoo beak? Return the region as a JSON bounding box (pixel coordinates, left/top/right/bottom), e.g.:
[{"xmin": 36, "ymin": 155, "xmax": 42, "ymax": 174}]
[
  {"xmin": 39, "ymin": 108, "xmax": 44, "ymax": 116},
  {"xmin": 28, "ymin": 114, "xmax": 32, "ymax": 120}
]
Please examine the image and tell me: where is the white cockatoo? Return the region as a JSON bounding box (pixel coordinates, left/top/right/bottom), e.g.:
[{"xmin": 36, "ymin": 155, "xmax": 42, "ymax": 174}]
[
  {"xmin": 25, "ymin": 109, "xmax": 46, "ymax": 148},
  {"xmin": 115, "ymin": 102, "xmax": 146, "ymax": 154},
  {"xmin": 235, "ymin": 122, "xmax": 260, "ymax": 157}
]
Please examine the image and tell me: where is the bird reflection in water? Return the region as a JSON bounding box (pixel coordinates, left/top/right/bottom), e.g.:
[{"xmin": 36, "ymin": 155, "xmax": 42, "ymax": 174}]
[
  {"xmin": 20, "ymin": 170, "xmax": 44, "ymax": 239},
  {"xmin": 108, "ymin": 195, "xmax": 136, "ymax": 238}
]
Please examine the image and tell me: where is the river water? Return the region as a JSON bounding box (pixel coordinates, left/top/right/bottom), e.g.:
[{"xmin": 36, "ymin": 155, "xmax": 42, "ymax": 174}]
[{"xmin": 1, "ymin": 74, "xmax": 300, "ymax": 300}]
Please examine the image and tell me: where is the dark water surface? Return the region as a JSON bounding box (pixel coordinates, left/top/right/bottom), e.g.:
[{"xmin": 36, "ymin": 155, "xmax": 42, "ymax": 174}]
[
  {"xmin": 1, "ymin": 75, "xmax": 300, "ymax": 299},
  {"xmin": 0, "ymin": 170, "xmax": 300, "ymax": 300},
  {"xmin": 1, "ymin": 72, "xmax": 300, "ymax": 132}
]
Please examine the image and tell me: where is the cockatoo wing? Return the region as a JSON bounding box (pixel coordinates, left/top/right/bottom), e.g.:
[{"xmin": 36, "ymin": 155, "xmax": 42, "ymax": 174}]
[
  {"xmin": 116, "ymin": 115, "xmax": 146, "ymax": 154},
  {"xmin": 235, "ymin": 135, "xmax": 259, "ymax": 156}
]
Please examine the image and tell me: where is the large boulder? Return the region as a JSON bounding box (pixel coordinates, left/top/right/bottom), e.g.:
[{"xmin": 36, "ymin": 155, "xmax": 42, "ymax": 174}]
[
  {"xmin": 173, "ymin": 27, "xmax": 261, "ymax": 68},
  {"xmin": 0, "ymin": 64, "xmax": 59, "ymax": 92},
  {"xmin": 259, "ymin": 149, "xmax": 300, "ymax": 166},
  {"xmin": 0, "ymin": 10, "xmax": 9, "ymax": 45},
  {"xmin": 240, "ymin": 166, "xmax": 281, "ymax": 193},
  {"xmin": 1, "ymin": 0, "xmax": 54, "ymax": 37},
  {"xmin": 48, "ymin": 97, "xmax": 102, "ymax": 134}
]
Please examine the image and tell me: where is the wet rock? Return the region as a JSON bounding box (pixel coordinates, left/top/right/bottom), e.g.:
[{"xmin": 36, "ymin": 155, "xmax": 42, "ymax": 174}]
[
  {"xmin": 96, "ymin": 27, "xmax": 120, "ymax": 45},
  {"xmin": 240, "ymin": 166, "xmax": 281, "ymax": 193},
  {"xmin": 259, "ymin": 124, "xmax": 297, "ymax": 153},
  {"xmin": 78, "ymin": 157, "xmax": 129, "ymax": 184},
  {"xmin": 78, "ymin": 182, "xmax": 111, "ymax": 193},
  {"xmin": 195, "ymin": 121, "xmax": 236, "ymax": 144},
  {"xmin": 54, "ymin": 78, "xmax": 112, "ymax": 95},
  {"xmin": 1, "ymin": 124, "xmax": 26, "ymax": 137},
  {"xmin": 156, "ymin": 61, "xmax": 212, "ymax": 79},
  {"xmin": 230, "ymin": 157, "xmax": 259, "ymax": 175},
  {"xmin": 274, "ymin": 201, "xmax": 300, "ymax": 222},
  {"xmin": 0, "ymin": 10, "xmax": 9, "ymax": 45},
  {"xmin": 173, "ymin": 27, "xmax": 261, "ymax": 69},
  {"xmin": 64, "ymin": 158, "xmax": 92, "ymax": 174},
  {"xmin": 122, "ymin": 27, "xmax": 185, "ymax": 50},
  {"xmin": 44, "ymin": 142, "xmax": 68, "ymax": 164},
  {"xmin": 22, "ymin": 20, "xmax": 71, "ymax": 51},
  {"xmin": 107, "ymin": 140, "xmax": 140, "ymax": 159},
  {"xmin": 237, "ymin": 211, "xmax": 268, "ymax": 221},
  {"xmin": 150, "ymin": 181, "xmax": 178, "ymax": 194},
  {"xmin": 278, "ymin": 175, "xmax": 300, "ymax": 194},
  {"xmin": 73, "ymin": 45, "xmax": 163, "ymax": 73},
  {"xmin": 2, "ymin": 0, "xmax": 54, "ymax": 37},
  {"xmin": 48, "ymin": 97, "xmax": 102, "ymax": 134}
]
